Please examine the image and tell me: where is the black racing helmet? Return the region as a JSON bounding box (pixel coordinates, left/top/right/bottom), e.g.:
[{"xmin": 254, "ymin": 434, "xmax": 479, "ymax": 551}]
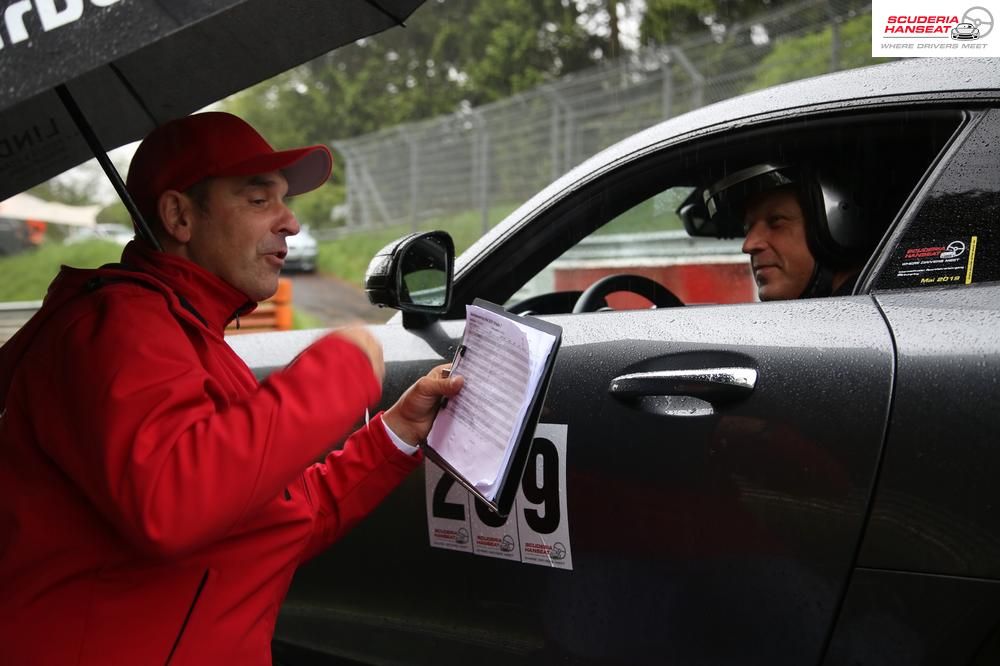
[{"xmin": 693, "ymin": 163, "xmax": 867, "ymax": 270}]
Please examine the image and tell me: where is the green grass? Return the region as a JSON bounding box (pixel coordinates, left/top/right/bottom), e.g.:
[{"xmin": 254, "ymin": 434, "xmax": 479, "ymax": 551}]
[
  {"xmin": 291, "ymin": 308, "xmax": 324, "ymax": 330},
  {"xmin": 0, "ymin": 241, "xmax": 122, "ymax": 301},
  {"xmin": 594, "ymin": 188, "xmax": 689, "ymax": 236},
  {"xmin": 316, "ymin": 204, "xmax": 517, "ymax": 286}
]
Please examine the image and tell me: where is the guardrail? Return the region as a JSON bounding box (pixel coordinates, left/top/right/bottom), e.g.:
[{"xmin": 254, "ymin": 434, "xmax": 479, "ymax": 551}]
[
  {"xmin": 225, "ymin": 277, "xmax": 294, "ymax": 336},
  {"xmin": 557, "ymin": 230, "xmax": 744, "ymax": 265},
  {"xmin": 551, "ymin": 230, "xmax": 754, "ymax": 305},
  {"xmin": 0, "ymin": 300, "xmax": 42, "ymax": 345}
]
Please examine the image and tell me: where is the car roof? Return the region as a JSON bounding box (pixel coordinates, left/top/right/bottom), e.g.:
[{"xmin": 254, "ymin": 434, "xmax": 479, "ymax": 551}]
[{"xmin": 457, "ymin": 58, "xmax": 1000, "ymax": 275}]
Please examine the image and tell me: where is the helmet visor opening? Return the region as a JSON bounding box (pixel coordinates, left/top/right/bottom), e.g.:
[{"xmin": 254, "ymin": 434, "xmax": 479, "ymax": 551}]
[{"xmin": 703, "ymin": 164, "xmax": 797, "ymax": 238}]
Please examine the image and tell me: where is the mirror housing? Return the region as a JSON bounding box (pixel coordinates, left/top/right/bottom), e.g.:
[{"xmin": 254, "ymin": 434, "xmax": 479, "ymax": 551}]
[
  {"xmin": 677, "ymin": 188, "xmax": 719, "ymax": 238},
  {"xmin": 364, "ymin": 230, "xmax": 455, "ymax": 314}
]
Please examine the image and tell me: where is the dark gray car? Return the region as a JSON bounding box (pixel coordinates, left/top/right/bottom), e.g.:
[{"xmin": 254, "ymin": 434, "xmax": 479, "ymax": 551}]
[{"xmin": 232, "ymin": 57, "xmax": 1000, "ymax": 666}]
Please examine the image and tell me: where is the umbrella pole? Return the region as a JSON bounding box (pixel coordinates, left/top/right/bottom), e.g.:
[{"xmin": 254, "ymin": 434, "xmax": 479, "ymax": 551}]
[{"xmin": 55, "ymin": 84, "xmax": 162, "ymax": 252}]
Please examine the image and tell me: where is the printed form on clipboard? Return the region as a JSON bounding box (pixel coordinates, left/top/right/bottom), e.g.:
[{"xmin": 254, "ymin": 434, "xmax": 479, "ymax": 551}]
[{"xmin": 425, "ymin": 299, "xmax": 561, "ymax": 516}]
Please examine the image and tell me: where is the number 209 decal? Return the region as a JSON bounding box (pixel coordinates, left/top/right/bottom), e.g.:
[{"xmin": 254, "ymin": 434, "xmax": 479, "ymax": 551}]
[{"xmin": 424, "ymin": 423, "xmax": 572, "ymax": 569}]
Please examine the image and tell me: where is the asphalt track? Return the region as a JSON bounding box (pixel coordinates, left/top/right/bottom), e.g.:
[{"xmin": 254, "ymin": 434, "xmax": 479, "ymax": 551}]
[{"xmin": 286, "ymin": 272, "xmax": 394, "ymax": 329}]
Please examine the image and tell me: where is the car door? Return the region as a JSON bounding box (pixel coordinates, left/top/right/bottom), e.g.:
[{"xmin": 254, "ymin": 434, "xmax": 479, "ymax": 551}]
[
  {"xmin": 270, "ymin": 107, "xmax": 960, "ymax": 666},
  {"xmin": 514, "ymin": 295, "xmax": 895, "ymax": 665}
]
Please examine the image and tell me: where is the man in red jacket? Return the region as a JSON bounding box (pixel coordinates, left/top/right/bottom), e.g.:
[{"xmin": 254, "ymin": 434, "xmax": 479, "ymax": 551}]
[{"xmin": 0, "ymin": 112, "xmax": 462, "ymax": 665}]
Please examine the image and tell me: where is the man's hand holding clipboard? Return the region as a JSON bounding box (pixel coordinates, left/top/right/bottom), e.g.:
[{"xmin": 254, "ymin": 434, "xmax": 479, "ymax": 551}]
[{"xmin": 382, "ymin": 365, "xmax": 464, "ymax": 448}]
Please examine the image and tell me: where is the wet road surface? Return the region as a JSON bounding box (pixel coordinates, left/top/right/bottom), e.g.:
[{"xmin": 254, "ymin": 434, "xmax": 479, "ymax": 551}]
[{"xmin": 286, "ymin": 272, "xmax": 394, "ymax": 328}]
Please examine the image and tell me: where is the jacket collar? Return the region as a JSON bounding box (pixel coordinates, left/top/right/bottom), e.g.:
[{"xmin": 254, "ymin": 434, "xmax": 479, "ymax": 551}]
[{"xmin": 121, "ymin": 241, "xmax": 256, "ymax": 332}]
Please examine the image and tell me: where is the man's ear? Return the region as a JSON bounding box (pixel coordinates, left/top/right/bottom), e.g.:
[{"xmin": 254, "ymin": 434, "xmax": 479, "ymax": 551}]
[{"xmin": 157, "ymin": 190, "xmax": 195, "ymax": 244}]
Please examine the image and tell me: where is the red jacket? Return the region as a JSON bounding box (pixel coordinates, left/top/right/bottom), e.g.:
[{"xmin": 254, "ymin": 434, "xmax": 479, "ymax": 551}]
[{"xmin": 0, "ymin": 243, "xmax": 420, "ymax": 665}]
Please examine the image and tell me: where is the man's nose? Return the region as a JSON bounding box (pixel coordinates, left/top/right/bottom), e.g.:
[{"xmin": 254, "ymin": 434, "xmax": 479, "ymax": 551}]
[
  {"xmin": 742, "ymin": 222, "xmax": 765, "ymax": 254},
  {"xmin": 277, "ymin": 204, "xmax": 300, "ymax": 235}
]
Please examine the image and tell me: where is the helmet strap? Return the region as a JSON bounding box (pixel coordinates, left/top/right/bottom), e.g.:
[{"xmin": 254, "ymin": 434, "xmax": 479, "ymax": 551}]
[{"xmin": 799, "ymin": 262, "xmax": 834, "ymax": 299}]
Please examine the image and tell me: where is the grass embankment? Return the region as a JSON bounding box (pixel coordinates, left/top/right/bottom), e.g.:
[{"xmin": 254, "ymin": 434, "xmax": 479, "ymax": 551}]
[
  {"xmin": 316, "ymin": 204, "xmax": 516, "ymax": 286},
  {"xmin": 0, "ymin": 240, "xmax": 121, "ymax": 301}
]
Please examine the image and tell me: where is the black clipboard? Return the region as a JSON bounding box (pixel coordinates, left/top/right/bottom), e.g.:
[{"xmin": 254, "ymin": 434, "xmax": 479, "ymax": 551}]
[{"xmin": 422, "ymin": 298, "xmax": 562, "ymax": 517}]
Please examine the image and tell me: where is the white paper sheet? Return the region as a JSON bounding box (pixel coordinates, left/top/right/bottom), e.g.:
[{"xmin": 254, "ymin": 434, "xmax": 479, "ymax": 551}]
[{"xmin": 427, "ymin": 304, "xmax": 557, "ymax": 500}]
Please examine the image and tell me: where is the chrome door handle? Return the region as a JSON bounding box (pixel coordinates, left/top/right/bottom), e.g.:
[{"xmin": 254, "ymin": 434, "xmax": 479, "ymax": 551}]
[{"xmin": 608, "ymin": 367, "xmax": 757, "ymax": 401}]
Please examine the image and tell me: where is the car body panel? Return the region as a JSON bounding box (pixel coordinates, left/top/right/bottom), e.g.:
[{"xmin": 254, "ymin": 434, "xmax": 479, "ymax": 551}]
[
  {"xmin": 824, "ymin": 570, "xmax": 1000, "ymax": 665},
  {"xmin": 859, "ymin": 107, "xmax": 1000, "ymax": 577},
  {"xmin": 865, "ymin": 290, "xmax": 1000, "ymax": 572},
  {"xmin": 816, "ymin": 105, "xmax": 1000, "ymax": 666}
]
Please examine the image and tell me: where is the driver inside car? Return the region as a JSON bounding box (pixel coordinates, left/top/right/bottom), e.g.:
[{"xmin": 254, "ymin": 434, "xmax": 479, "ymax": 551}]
[{"xmin": 702, "ymin": 163, "xmax": 869, "ymax": 300}]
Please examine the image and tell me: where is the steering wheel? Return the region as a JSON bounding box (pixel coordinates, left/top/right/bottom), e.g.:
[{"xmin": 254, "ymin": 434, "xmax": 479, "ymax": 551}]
[{"xmin": 572, "ymin": 273, "xmax": 684, "ymax": 313}]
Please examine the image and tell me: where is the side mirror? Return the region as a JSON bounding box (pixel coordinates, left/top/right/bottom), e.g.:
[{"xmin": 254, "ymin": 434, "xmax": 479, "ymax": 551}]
[{"xmin": 364, "ymin": 230, "xmax": 454, "ymax": 314}]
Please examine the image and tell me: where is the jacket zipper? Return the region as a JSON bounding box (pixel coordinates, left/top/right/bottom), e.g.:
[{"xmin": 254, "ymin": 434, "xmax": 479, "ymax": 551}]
[{"xmin": 164, "ymin": 569, "xmax": 210, "ymax": 665}]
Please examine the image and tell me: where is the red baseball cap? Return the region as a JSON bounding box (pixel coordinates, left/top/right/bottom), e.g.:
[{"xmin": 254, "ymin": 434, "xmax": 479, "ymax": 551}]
[{"xmin": 126, "ymin": 112, "xmax": 332, "ymax": 222}]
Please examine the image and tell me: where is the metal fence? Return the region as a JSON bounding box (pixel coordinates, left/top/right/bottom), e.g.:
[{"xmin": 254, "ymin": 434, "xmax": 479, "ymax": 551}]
[{"xmin": 331, "ymin": 0, "xmax": 876, "ymax": 238}]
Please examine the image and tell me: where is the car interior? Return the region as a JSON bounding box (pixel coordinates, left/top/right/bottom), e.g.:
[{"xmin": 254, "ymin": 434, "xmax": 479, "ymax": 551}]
[{"xmin": 443, "ymin": 108, "xmax": 966, "ymax": 318}]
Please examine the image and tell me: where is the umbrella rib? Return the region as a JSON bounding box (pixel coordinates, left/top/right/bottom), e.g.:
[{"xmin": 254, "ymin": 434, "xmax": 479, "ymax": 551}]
[
  {"xmin": 55, "ymin": 84, "xmax": 162, "ymax": 252},
  {"xmin": 361, "ymin": 0, "xmax": 406, "ymax": 27},
  {"xmin": 109, "ymin": 63, "xmax": 161, "ymax": 126}
]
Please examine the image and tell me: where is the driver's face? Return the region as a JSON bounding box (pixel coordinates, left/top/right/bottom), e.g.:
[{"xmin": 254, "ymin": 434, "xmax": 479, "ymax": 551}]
[{"xmin": 741, "ymin": 188, "xmax": 815, "ymax": 301}]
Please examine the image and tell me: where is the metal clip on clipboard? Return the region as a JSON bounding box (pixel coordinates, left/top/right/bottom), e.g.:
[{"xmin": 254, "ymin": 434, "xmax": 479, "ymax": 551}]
[{"xmin": 439, "ymin": 343, "xmax": 466, "ymax": 409}]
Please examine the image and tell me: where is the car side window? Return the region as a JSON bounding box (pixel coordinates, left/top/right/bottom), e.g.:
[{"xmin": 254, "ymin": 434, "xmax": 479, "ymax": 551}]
[
  {"xmin": 510, "ymin": 186, "xmax": 753, "ymax": 308},
  {"xmin": 481, "ymin": 109, "xmax": 963, "ymax": 318},
  {"xmin": 872, "ymin": 109, "xmax": 1000, "ymax": 291}
]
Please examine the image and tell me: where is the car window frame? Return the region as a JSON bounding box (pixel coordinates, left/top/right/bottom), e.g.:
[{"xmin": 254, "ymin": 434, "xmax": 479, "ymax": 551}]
[
  {"xmin": 863, "ymin": 108, "xmax": 998, "ymax": 294},
  {"xmin": 440, "ymin": 107, "xmax": 967, "ymax": 321}
]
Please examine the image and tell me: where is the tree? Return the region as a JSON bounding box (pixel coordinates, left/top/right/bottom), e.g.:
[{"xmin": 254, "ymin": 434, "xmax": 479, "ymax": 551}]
[
  {"xmin": 221, "ymin": 0, "xmax": 607, "ymax": 227},
  {"xmin": 97, "ymin": 200, "xmax": 132, "ymax": 227},
  {"xmin": 640, "ymin": 0, "xmax": 717, "ymax": 44},
  {"xmin": 461, "ymin": 0, "xmax": 604, "ymax": 104},
  {"xmin": 28, "ymin": 178, "xmax": 99, "ymax": 206},
  {"xmin": 641, "ymin": 0, "xmax": 838, "ymax": 46},
  {"xmin": 225, "ymin": 0, "xmax": 607, "ymax": 144},
  {"xmin": 226, "ymin": 1, "xmax": 474, "ymax": 151},
  {"xmin": 745, "ymin": 12, "xmax": 888, "ymax": 92}
]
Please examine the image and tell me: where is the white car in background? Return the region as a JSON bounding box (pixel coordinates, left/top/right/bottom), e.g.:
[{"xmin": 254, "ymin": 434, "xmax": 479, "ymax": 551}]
[
  {"xmin": 65, "ymin": 223, "xmax": 134, "ymax": 246},
  {"xmin": 284, "ymin": 225, "xmax": 318, "ymax": 273}
]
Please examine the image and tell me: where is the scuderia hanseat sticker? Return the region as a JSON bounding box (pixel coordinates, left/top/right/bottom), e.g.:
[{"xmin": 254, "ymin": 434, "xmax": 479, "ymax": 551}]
[{"xmin": 871, "ymin": 1, "xmax": 999, "ymax": 57}]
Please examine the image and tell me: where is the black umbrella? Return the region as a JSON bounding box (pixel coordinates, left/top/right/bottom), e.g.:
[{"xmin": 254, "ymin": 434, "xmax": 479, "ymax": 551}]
[{"xmin": 0, "ymin": 0, "xmax": 425, "ymax": 247}]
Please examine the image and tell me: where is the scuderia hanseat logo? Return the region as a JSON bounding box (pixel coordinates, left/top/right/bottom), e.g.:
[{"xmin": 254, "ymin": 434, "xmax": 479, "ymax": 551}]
[
  {"xmin": 872, "ymin": 2, "xmax": 998, "ymax": 57},
  {"xmin": 0, "ymin": 0, "xmax": 121, "ymax": 50}
]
